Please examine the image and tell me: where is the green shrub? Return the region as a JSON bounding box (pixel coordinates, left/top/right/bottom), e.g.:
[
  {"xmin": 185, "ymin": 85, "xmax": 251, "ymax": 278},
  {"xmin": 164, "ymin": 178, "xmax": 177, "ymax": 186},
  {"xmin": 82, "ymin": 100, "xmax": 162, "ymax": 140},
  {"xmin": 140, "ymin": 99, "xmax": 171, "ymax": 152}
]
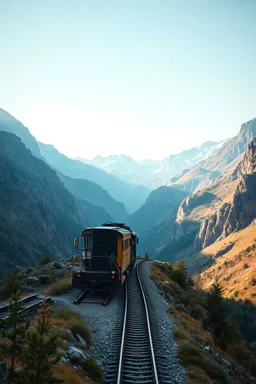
[
  {"xmin": 40, "ymin": 255, "xmax": 52, "ymax": 265},
  {"xmin": 0, "ymin": 274, "xmax": 22, "ymax": 300},
  {"xmin": 68, "ymin": 321, "xmax": 92, "ymax": 346},
  {"xmin": 178, "ymin": 342, "xmax": 229, "ymax": 383},
  {"xmin": 82, "ymin": 356, "xmax": 103, "ymax": 381},
  {"xmin": 52, "ymin": 307, "xmax": 80, "ymax": 321},
  {"xmin": 48, "ymin": 280, "xmax": 71, "ymax": 295}
]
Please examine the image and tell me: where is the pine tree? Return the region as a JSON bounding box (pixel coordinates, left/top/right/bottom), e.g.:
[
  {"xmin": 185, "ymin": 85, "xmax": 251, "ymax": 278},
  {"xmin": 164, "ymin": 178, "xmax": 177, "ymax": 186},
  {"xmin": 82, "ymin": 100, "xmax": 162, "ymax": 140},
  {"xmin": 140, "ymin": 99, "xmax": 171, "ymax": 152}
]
[
  {"xmin": 173, "ymin": 260, "xmax": 188, "ymax": 288},
  {"xmin": 205, "ymin": 279, "xmax": 228, "ymax": 349},
  {"xmin": 2, "ymin": 293, "xmax": 29, "ymax": 370},
  {"xmin": 21, "ymin": 296, "xmax": 62, "ymax": 384}
]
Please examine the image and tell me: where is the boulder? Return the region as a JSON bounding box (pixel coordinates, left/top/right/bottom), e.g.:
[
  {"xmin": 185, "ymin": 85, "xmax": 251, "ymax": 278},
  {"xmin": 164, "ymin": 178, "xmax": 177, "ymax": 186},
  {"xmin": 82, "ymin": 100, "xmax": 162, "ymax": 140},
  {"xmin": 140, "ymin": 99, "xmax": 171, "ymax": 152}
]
[
  {"xmin": 52, "ymin": 261, "xmax": 63, "ymax": 269},
  {"xmin": 204, "ymin": 346, "xmax": 215, "ymax": 356},
  {"xmin": 222, "ymin": 358, "xmax": 232, "ymax": 371},
  {"xmin": 26, "ymin": 276, "xmax": 41, "ymax": 287},
  {"xmin": 15, "ymin": 266, "xmax": 23, "ymax": 274},
  {"xmin": 67, "ymin": 347, "xmax": 87, "ymax": 366},
  {"xmin": 77, "ymin": 334, "xmax": 87, "ymax": 347},
  {"xmin": 0, "ymin": 361, "xmax": 7, "ymax": 378}
]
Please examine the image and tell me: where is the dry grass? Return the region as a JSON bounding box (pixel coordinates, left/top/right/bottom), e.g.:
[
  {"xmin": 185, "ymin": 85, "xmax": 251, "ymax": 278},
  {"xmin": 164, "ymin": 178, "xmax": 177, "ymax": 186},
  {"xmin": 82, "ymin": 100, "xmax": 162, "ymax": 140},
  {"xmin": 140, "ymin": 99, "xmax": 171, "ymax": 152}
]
[
  {"xmin": 150, "ymin": 262, "xmax": 256, "ymax": 383},
  {"xmin": 52, "ymin": 307, "xmax": 92, "ymax": 346},
  {"xmin": 191, "ymin": 224, "xmax": 256, "ymax": 304},
  {"xmin": 48, "ymin": 279, "xmax": 71, "ymax": 295},
  {"xmin": 54, "ymin": 364, "xmax": 91, "ymax": 384}
]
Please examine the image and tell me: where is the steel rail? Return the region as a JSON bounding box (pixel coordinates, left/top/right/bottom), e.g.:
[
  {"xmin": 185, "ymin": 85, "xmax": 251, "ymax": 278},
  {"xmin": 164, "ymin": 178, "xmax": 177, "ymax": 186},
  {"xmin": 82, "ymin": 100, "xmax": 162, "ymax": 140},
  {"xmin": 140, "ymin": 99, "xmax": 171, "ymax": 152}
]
[
  {"xmin": 117, "ymin": 261, "xmax": 159, "ymax": 384},
  {"xmin": 137, "ymin": 261, "xmax": 159, "ymax": 384},
  {"xmin": 117, "ymin": 279, "xmax": 128, "ymax": 384}
]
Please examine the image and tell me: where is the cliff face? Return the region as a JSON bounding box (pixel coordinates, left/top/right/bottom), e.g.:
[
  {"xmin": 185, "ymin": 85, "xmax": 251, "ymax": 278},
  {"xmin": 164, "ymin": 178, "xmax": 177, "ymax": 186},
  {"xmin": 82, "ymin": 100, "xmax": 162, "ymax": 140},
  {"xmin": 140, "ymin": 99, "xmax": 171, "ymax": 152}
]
[
  {"xmin": 168, "ymin": 118, "xmax": 256, "ymax": 193},
  {"xmin": 195, "ymin": 138, "xmax": 256, "ymax": 250}
]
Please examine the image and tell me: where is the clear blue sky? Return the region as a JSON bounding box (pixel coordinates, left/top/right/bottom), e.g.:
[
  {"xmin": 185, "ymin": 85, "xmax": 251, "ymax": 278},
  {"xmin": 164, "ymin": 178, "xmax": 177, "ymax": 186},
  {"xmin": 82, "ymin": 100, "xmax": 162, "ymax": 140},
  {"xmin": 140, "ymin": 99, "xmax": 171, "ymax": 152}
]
[{"xmin": 1, "ymin": 0, "xmax": 255, "ymax": 160}]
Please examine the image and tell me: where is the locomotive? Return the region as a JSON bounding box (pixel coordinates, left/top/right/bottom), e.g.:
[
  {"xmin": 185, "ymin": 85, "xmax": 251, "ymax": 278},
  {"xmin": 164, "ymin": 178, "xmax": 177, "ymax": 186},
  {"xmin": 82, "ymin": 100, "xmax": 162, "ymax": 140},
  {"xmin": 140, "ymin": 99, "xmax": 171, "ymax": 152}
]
[{"xmin": 72, "ymin": 222, "xmax": 138, "ymax": 291}]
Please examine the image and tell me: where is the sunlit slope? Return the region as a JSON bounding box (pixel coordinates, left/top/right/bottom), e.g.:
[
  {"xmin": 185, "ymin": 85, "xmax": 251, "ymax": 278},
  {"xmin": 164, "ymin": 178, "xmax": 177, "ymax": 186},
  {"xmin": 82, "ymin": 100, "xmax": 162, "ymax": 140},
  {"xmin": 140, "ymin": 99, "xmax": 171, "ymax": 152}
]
[{"xmin": 189, "ymin": 224, "xmax": 256, "ymax": 304}]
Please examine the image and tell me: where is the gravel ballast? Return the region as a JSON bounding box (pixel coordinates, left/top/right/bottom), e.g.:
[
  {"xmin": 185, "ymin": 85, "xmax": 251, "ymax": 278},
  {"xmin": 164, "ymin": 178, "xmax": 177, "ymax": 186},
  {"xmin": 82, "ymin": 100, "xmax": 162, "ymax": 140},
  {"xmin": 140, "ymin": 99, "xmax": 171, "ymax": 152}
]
[
  {"xmin": 139, "ymin": 260, "xmax": 187, "ymax": 384},
  {"xmin": 51, "ymin": 287, "xmax": 124, "ymax": 373}
]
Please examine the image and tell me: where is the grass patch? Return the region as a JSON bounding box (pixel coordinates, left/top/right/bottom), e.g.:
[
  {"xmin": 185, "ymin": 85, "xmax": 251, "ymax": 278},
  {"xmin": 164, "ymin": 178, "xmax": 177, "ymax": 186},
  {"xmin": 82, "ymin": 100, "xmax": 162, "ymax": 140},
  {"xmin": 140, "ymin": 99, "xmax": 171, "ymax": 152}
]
[
  {"xmin": 52, "ymin": 307, "xmax": 92, "ymax": 346},
  {"xmin": 179, "ymin": 342, "xmax": 229, "ymax": 383},
  {"xmin": 68, "ymin": 320, "xmax": 92, "ymax": 346},
  {"xmin": 52, "ymin": 307, "xmax": 81, "ymax": 321},
  {"xmin": 82, "ymin": 356, "xmax": 103, "ymax": 381},
  {"xmin": 54, "ymin": 364, "xmax": 89, "ymax": 384},
  {"xmin": 48, "ymin": 280, "xmax": 71, "ymax": 295}
]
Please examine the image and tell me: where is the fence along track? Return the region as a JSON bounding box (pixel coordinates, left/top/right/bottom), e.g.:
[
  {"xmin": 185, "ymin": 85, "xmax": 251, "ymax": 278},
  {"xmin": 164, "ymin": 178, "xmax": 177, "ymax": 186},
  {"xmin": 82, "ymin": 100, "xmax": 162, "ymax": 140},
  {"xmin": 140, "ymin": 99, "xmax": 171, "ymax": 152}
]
[{"xmin": 117, "ymin": 261, "xmax": 159, "ymax": 384}]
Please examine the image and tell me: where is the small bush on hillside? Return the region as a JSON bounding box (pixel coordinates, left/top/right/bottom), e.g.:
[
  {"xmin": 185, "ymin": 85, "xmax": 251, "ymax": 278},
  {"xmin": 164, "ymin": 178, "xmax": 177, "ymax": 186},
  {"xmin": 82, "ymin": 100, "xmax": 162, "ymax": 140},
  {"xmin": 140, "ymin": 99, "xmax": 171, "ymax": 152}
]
[
  {"xmin": 178, "ymin": 342, "xmax": 229, "ymax": 383},
  {"xmin": 68, "ymin": 321, "xmax": 92, "ymax": 346},
  {"xmin": 48, "ymin": 280, "xmax": 71, "ymax": 295},
  {"xmin": 243, "ymin": 263, "xmax": 249, "ymax": 269},
  {"xmin": 228, "ymin": 344, "xmax": 249, "ymax": 363},
  {"xmin": 0, "ymin": 274, "xmax": 22, "ymax": 300},
  {"xmin": 82, "ymin": 356, "xmax": 103, "ymax": 381},
  {"xmin": 40, "ymin": 255, "xmax": 52, "ymax": 265},
  {"xmin": 52, "ymin": 307, "xmax": 80, "ymax": 321}
]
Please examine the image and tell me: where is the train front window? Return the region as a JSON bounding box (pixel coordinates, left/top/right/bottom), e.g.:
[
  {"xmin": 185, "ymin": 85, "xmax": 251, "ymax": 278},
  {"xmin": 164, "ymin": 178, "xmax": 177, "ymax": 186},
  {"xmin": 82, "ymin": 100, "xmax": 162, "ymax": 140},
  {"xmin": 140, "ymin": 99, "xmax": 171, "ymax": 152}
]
[{"xmin": 84, "ymin": 234, "xmax": 93, "ymax": 250}]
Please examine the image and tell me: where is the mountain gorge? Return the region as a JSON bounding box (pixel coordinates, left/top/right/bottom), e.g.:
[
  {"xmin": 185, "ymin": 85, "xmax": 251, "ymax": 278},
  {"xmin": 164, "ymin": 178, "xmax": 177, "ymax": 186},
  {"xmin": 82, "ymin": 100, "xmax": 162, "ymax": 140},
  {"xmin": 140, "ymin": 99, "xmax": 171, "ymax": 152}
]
[
  {"xmin": 39, "ymin": 142, "xmax": 149, "ymax": 213},
  {"xmin": 133, "ymin": 118, "xmax": 256, "ymax": 263},
  {"xmin": 0, "ymin": 131, "xmax": 88, "ymax": 274},
  {"xmin": 80, "ymin": 140, "xmax": 225, "ymax": 189}
]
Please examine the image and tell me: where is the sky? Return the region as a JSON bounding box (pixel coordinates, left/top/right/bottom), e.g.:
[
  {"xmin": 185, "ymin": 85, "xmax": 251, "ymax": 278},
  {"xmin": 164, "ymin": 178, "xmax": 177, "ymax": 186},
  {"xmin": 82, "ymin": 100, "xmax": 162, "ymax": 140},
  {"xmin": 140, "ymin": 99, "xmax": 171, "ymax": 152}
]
[{"xmin": 0, "ymin": 0, "xmax": 255, "ymax": 160}]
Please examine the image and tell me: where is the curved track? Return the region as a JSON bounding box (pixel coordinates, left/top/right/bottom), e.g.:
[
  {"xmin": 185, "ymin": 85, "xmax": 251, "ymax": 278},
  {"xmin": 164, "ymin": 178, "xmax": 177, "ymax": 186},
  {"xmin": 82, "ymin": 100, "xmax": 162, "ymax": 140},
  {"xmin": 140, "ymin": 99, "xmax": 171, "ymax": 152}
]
[{"xmin": 117, "ymin": 261, "xmax": 159, "ymax": 384}]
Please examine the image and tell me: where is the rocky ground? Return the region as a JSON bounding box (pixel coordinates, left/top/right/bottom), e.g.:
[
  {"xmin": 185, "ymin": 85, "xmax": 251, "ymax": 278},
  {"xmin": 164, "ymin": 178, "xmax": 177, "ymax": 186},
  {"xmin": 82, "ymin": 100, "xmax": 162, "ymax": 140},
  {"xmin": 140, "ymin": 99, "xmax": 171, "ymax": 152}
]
[{"xmin": 139, "ymin": 261, "xmax": 187, "ymax": 384}]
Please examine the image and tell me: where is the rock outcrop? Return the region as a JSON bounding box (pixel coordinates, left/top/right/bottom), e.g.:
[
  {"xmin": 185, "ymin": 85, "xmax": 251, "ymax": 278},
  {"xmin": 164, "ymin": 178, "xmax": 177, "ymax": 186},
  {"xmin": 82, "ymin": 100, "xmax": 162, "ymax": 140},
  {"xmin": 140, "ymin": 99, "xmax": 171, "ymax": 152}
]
[{"xmin": 195, "ymin": 139, "xmax": 256, "ymax": 249}]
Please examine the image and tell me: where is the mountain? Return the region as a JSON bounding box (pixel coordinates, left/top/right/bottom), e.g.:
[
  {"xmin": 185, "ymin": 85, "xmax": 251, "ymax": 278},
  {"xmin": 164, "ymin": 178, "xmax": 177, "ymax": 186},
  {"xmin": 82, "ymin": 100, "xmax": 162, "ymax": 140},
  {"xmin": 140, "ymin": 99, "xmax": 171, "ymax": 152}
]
[
  {"xmin": 0, "ymin": 108, "xmax": 41, "ymax": 158},
  {"xmin": 195, "ymin": 138, "xmax": 256, "ymax": 250},
  {"xmin": 0, "ymin": 131, "xmax": 109, "ymax": 275},
  {"xmin": 168, "ymin": 118, "xmax": 256, "ymax": 193},
  {"xmin": 127, "ymin": 186, "xmax": 189, "ymax": 256},
  {"xmin": 57, "ymin": 171, "xmax": 127, "ymax": 221},
  {"xmin": 78, "ymin": 154, "xmax": 162, "ymax": 186},
  {"xmin": 153, "ymin": 141, "xmax": 226, "ymax": 188},
  {"xmin": 39, "ymin": 142, "xmax": 149, "ymax": 213},
  {"xmin": 79, "ymin": 141, "xmax": 225, "ymax": 189}
]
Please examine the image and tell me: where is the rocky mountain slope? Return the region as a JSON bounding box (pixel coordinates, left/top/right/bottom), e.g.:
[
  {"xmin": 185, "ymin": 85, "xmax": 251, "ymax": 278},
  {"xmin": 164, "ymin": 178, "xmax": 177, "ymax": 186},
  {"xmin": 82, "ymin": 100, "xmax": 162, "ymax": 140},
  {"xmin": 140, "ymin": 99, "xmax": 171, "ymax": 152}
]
[
  {"xmin": 195, "ymin": 138, "xmax": 256, "ymax": 250},
  {"xmin": 137, "ymin": 132, "xmax": 256, "ymax": 263},
  {"xmin": 0, "ymin": 108, "xmax": 41, "ymax": 158},
  {"xmin": 0, "ymin": 132, "xmax": 109, "ymax": 275},
  {"xmin": 39, "ymin": 142, "xmax": 149, "ymax": 213},
  {"xmin": 79, "ymin": 141, "xmax": 225, "ymax": 189},
  {"xmin": 57, "ymin": 171, "xmax": 127, "ymax": 221},
  {"xmin": 127, "ymin": 186, "xmax": 189, "ymax": 257},
  {"xmin": 168, "ymin": 118, "xmax": 256, "ymax": 193}
]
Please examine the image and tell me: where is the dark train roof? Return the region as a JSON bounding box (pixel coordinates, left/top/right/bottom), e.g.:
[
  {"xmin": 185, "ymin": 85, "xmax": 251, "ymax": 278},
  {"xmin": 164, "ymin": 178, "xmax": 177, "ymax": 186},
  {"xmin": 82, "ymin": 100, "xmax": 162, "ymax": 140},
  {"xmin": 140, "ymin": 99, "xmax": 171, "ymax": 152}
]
[{"xmin": 81, "ymin": 226, "xmax": 132, "ymax": 237}]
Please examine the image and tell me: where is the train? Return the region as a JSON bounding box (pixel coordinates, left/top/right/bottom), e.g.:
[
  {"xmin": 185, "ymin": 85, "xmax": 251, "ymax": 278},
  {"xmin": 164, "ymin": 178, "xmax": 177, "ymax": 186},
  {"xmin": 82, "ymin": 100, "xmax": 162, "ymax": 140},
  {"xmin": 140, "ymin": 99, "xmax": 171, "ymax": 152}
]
[{"xmin": 72, "ymin": 222, "xmax": 138, "ymax": 291}]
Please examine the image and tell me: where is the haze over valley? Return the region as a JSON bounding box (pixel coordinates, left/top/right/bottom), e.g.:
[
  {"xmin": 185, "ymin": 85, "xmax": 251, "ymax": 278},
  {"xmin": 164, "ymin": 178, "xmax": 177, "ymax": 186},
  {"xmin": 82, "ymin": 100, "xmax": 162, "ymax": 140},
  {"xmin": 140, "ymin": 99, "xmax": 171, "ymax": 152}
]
[{"xmin": 1, "ymin": 2, "xmax": 256, "ymax": 383}]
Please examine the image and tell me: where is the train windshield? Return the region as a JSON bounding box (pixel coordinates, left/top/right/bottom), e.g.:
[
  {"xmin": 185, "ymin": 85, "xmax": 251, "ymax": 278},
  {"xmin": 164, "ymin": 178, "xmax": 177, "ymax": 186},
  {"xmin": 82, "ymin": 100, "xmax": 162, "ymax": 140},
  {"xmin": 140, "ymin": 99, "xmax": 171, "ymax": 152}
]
[{"xmin": 84, "ymin": 234, "xmax": 93, "ymax": 250}]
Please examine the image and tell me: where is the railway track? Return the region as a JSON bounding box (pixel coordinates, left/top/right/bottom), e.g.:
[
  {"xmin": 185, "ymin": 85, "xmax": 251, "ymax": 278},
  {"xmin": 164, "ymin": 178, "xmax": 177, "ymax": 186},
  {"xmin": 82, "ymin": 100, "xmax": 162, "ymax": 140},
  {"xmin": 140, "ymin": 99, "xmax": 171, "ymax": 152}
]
[
  {"xmin": 105, "ymin": 261, "xmax": 160, "ymax": 384},
  {"xmin": 73, "ymin": 290, "xmax": 112, "ymax": 306},
  {"xmin": 0, "ymin": 294, "xmax": 50, "ymax": 322}
]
